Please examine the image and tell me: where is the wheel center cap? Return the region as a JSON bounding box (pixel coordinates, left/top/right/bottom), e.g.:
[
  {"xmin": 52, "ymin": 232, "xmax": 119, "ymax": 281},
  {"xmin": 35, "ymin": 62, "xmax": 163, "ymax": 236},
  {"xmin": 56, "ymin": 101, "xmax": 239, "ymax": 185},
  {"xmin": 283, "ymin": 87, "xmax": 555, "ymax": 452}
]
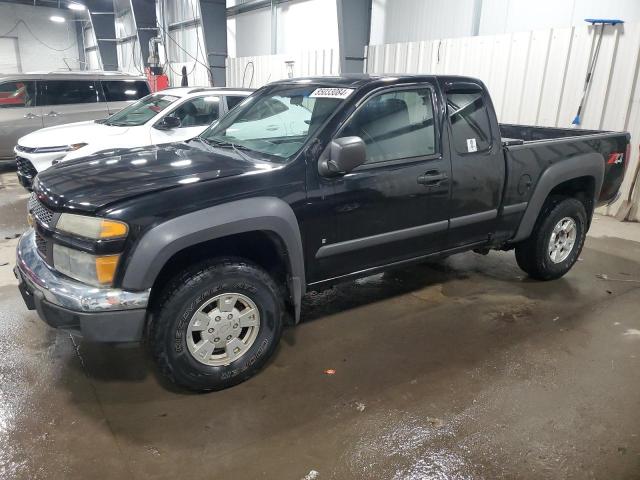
[{"xmin": 201, "ymin": 308, "xmax": 239, "ymax": 342}]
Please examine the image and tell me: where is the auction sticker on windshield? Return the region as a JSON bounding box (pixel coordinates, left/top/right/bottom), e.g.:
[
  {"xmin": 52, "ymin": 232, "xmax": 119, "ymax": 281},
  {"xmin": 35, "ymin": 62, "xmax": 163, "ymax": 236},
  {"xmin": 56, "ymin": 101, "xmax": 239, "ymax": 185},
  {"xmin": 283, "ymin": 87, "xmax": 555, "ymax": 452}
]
[{"xmin": 310, "ymin": 88, "xmax": 354, "ymax": 99}]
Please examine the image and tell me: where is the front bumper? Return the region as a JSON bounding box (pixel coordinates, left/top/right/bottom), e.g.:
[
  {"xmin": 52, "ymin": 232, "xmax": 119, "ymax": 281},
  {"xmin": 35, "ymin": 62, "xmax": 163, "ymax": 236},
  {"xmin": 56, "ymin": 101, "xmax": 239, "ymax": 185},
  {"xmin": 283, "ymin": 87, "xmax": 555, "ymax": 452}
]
[
  {"xmin": 14, "ymin": 147, "xmax": 67, "ymax": 189},
  {"xmin": 15, "ymin": 229, "xmax": 150, "ymax": 342}
]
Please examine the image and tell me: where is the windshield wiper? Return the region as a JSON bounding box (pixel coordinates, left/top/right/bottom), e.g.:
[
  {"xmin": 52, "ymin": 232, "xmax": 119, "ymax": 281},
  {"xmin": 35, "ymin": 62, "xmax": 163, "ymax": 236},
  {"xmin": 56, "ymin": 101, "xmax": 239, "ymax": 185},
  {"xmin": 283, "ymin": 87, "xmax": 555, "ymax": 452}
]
[{"xmin": 199, "ymin": 138, "xmax": 253, "ymax": 161}]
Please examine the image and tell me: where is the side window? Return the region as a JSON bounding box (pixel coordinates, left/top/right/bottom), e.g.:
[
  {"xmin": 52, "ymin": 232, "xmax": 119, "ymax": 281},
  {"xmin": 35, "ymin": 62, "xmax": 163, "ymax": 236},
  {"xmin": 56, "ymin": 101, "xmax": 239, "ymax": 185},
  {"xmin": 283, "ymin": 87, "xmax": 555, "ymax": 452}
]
[
  {"xmin": 41, "ymin": 80, "xmax": 99, "ymax": 106},
  {"xmin": 226, "ymin": 95, "xmax": 246, "ymax": 110},
  {"xmin": 102, "ymin": 80, "xmax": 150, "ymax": 102},
  {"xmin": 172, "ymin": 96, "xmax": 220, "ymax": 128},
  {"xmin": 0, "ymin": 81, "xmax": 36, "ymax": 108},
  {"xmin": 446, "ymin": 90, "xmax": 492, "ymax": 153},
  {"xmin": 340, "ymin": 88, "xmax": 436, "ymax": 164}
]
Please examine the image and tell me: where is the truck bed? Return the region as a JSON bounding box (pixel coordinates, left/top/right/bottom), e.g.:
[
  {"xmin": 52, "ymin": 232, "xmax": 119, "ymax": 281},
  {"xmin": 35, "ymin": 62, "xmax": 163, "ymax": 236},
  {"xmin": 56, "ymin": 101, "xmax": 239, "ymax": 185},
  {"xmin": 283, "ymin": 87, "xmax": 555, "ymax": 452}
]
[
  {"xmin": 500, "ymin": 123, "xmax": 609, "ymax": 144},
  {"xmin": 499, "ymin": 123, "xmax": 629, "ymax": 211}
]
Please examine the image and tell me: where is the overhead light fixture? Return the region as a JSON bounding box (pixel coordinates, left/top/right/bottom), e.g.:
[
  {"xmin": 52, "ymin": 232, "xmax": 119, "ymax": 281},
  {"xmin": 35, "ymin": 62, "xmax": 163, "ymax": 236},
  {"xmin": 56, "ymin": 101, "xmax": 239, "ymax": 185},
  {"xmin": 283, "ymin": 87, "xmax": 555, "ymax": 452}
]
[
  {"xmin": 50, "ymin": 16, "xmax": 66, "ymax": 23},
  {"xmin": 68, "ymin": 3, "xmax": 86, "ymax": 10}
]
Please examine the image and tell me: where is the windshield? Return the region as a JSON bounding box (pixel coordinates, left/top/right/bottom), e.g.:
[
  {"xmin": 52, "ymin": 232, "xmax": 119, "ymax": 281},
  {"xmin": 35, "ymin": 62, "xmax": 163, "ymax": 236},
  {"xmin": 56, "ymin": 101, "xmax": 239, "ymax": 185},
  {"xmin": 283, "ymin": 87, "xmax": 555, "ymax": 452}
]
[
  {"xmin": 104, "ymin": 93, "xmax": 179, "ymax": 126},
  {"xmin": 200, "ymin": 85, "xmax": 350, "ymax": 161}
]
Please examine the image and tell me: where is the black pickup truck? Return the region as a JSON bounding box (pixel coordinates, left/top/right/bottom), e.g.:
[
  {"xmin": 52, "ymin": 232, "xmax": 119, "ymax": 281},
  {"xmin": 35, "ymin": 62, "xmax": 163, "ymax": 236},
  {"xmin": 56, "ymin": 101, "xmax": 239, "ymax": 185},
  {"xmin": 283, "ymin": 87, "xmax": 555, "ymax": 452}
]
[{"xmin": 15, "ymin": 75, "xmax": 629, "ymax": 391}]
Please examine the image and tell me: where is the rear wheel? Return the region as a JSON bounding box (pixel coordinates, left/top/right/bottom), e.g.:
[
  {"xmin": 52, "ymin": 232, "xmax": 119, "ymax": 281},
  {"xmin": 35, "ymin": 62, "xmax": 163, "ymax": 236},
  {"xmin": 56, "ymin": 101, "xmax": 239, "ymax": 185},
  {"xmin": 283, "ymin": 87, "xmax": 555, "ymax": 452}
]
[
  {"xmin": 150, "ymin": 258, "xmax": 283, "ymax": 392},
  {"xmin": 515, "ymin": 197, "xmax": 587, "ymax": 280}
]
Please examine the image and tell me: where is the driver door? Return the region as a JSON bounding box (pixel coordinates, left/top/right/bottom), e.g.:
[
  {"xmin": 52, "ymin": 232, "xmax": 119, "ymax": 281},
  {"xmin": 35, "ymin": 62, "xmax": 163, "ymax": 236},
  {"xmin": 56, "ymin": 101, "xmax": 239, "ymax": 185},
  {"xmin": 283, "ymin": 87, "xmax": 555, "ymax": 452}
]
[{"xmin": 306, "ymin": 84, "xmax": 451, "ymax": 284}]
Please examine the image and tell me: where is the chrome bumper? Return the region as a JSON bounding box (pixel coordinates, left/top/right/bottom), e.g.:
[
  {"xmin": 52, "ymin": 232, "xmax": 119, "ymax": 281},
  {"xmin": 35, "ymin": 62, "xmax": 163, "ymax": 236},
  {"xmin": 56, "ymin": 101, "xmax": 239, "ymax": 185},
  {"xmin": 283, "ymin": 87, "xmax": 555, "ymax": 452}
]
[{"xmin": 15, "ymin": 229, "xmax": 150, "ymax": 313}]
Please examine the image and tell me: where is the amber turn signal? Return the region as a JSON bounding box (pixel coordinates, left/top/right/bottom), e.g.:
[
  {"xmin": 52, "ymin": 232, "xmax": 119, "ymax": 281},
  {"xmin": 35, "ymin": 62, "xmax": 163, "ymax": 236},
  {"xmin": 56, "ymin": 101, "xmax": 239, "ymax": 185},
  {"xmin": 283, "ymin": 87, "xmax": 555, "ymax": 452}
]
[
  {"xmin": 99, "ymin": 220, "xmax": 128, "ymax": 239},
  {"xmin": 95, "ymin": 255, "xmax": 120, "ymax": 285}
]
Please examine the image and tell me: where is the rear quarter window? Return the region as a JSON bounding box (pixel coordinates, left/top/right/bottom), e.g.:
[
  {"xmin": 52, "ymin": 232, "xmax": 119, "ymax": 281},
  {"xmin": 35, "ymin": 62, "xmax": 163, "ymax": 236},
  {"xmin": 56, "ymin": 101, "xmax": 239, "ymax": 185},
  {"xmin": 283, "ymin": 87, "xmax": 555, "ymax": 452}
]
[
  {"xmin": 102, "ymin": 80, "xmax": 150, "ymax": 102},
  {"xmin": 446, "ymin": 91, "xmax": 492, "ymax": 154}
]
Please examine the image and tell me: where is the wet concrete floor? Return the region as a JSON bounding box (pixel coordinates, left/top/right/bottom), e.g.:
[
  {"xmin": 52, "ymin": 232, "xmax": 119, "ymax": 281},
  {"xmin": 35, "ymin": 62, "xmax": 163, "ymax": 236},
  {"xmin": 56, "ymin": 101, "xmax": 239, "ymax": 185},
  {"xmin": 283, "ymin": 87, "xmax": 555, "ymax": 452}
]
[{"xmin": 1, "ymin": 168, "xmax": 640, "ymax": 479}]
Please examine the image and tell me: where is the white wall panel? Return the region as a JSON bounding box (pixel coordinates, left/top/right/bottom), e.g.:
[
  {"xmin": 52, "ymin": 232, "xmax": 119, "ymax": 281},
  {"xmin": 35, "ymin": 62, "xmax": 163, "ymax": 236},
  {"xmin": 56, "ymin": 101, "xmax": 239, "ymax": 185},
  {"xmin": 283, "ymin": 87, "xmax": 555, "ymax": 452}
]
[
  {"xmin": 0, "ymin": 38, "xmax": 20, "ymax": 73},
  {"xmin": 228, "ymin": 0, "xmax": 338, "ymax": 58},
  {"xmin": 227, "ymin": 9, "xmax": 271, "ymax": 58},
  {"xmin": 480, "ymin": 0, "xmax": 640, "ymax": 35},
  {"xmin": 519, "ymin": 29, "xmax": 551, "ymax": 125},
  {"xmin": 365, "ymin": 21, "xmax": 640, "ymax": 220},
  {"xmin": 537, "ymin": 27, "xmax": 573, "ymax": 126},
  {"xmin": 602, "ymin": 23, "xmax": 640, "ymax": 131},
  {"xmin": 0, "ymin": 3, "xmax": 81, "ymax": 72},
  {"xmin": 226, "ymin": 48, "xmax": 339, "ymax": 89},
  {"xmin": 501, "ymin": 31, "xmax": 531, "ymax": 122},
  {"xmin": 484, "ymin": 34, "xmax": 511, "ymax": 118},
  {"xmin": 370, "ymin": 0, "xmax": 479, "ymax": 44}
]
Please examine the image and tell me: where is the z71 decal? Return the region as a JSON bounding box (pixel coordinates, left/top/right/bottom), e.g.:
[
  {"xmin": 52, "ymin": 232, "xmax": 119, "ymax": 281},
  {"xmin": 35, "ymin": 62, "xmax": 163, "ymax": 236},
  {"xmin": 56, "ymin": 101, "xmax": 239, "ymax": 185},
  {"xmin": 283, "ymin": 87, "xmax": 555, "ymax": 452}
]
[{"xmin": 607, "ymin": 152, "xmax": 624, "ymax": 165}]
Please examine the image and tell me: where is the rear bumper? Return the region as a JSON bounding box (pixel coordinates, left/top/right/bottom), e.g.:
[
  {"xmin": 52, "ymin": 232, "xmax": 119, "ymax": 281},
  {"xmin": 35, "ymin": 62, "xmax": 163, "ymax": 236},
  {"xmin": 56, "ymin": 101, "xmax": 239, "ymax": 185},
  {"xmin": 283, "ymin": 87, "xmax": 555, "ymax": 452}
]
[{"xmin": 15, "ymin": 229, "xmax": 150, "ymax": 342}]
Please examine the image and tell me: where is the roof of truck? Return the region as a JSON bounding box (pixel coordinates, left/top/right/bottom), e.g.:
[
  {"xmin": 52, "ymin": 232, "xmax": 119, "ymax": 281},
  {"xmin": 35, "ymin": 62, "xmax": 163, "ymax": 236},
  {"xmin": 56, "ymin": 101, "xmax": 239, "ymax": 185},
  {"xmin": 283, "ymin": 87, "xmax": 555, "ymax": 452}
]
[{"xmin": 270, "ymin": 74, "xmax": 483, "ymax": 89}]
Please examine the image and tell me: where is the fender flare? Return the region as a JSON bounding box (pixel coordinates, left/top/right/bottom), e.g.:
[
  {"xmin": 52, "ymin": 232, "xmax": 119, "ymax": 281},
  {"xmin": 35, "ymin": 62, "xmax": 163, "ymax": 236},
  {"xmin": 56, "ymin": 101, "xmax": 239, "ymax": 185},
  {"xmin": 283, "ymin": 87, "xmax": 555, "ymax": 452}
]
[
  {"xmin": 511, "ymin": 152, "xmax": 604, "ymax": 242},
  {"xmin": 121, "ymin": 197, "xmax": 306, "ymax": 321}
]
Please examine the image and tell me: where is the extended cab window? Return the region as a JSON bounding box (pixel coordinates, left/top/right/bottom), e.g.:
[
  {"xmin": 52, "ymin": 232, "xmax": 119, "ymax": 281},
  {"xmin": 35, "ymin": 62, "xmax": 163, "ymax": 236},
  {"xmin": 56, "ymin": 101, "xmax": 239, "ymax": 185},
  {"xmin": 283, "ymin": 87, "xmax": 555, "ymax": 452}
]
[
  {"xmin": 0, "ymin": 81, "xmax": 36, "ymax": 108},
  {"xmin": 446, "ymin": 90, "xmax": 492, "ymax": 153},
  {"xmin": 40, "ymin": 80, "xmax": 100, "ymax": 105},
  {"xmin": 172, "ymin": 96, "xmax": 220, "ymax": 127},
  {"xmin": 102, "ymin": 80, "xmax": 150, "ymax": 101},
  {"xmin": 341, "ymin": 88, "xmax": 436, "ymax": 164}
]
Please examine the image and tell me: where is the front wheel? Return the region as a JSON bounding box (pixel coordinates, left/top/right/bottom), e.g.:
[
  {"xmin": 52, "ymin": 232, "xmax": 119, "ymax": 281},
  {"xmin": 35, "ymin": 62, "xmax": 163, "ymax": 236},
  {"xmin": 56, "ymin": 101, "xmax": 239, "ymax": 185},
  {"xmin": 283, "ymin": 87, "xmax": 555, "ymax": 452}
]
[
  {"xmin": 150, "ymin": 258, "xmax": 283, "ymax": 392},
  {"xmin": 515, "ymin": 197, "xmax": 587, "ymax": 280}
]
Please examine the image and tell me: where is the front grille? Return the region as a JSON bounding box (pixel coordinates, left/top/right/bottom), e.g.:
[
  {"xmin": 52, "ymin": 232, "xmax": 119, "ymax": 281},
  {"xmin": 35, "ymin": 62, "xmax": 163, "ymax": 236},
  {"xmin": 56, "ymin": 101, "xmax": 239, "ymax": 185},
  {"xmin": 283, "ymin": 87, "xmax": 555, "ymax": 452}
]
[
  {"xmin": 16, "ymin": 156, "xmax": 37, "ymax": 179},
  {"xmin": 35, "ymin": 231, "xmax": 47, "ymax": 258},
  {"xmin": 28, "ymin": 193, "xmax": 54, "ymax": 227}
]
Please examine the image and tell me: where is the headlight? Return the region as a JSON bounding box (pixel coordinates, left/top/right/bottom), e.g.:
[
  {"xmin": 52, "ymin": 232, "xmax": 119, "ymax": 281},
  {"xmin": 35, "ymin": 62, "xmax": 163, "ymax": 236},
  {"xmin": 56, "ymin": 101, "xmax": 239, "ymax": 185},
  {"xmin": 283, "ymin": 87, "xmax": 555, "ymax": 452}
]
[
  {"xmin": 53, "ymin": 244, "xmax": 120, "ymax": 286},
  {"xmin": 57, "ymin": 213, "xmax": 128, "ymax": 240},
  {"xmin": 34, "ymin": 143, "xmax": 87, "ymax": 154}
]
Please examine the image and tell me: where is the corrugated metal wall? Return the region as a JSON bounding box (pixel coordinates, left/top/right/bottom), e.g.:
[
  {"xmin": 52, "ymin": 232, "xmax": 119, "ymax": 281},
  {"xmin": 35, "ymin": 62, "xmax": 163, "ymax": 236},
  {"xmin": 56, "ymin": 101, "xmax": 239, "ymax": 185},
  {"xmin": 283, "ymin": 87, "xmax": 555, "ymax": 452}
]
[
  {"xmin": 226, "ymin": 48, "xmax": 339, "ymax": 89},
  {"xmin": 365, "ymin": 22, "xmax": 640, "ymax": 221}
]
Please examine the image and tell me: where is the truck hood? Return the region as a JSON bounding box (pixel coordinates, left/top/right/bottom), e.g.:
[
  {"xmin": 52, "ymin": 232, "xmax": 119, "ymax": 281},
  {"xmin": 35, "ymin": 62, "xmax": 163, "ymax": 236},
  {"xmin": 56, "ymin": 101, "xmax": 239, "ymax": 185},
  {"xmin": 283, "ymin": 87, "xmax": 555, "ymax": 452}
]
[
  {"xmin": 34, "ymin": 141, "xmax": 271, "ymax": 212},
  {"xmin": 18, "ymin": 120, "xmax": 132, "ymax": 148}
]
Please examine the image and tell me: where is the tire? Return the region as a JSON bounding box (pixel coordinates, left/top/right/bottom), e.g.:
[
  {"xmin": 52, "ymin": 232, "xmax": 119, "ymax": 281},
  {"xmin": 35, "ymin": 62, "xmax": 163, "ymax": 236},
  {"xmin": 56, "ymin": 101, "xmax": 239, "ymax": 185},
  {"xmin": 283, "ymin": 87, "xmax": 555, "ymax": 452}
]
[
  {"xmin": 150, "ymin": 258, "xmax": 283, "ymax": 392},
  {"xmin": 515, "ymin": 197, "xmax": 587, "ymax": 280}
]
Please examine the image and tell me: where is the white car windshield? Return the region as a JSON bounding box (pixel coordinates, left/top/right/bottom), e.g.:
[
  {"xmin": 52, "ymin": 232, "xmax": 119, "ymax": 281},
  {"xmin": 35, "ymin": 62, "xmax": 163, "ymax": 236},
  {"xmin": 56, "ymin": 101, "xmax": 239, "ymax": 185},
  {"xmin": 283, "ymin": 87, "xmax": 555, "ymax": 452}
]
[
  {"xmin": 200, "ymin": 85, "xmax": 349, "ymax": 161},
  {"xmin": 104, "ymin": 93, "xmax": 179, "ymax": 126}
]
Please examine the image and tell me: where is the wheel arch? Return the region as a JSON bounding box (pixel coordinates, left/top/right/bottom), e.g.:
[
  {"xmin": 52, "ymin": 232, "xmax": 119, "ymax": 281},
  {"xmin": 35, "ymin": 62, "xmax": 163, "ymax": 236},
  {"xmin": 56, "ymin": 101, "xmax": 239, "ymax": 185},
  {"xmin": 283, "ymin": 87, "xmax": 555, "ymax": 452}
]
[
  {"xmin": 121, "ymin": 197, "xmax": 305, "ymax": 322},
  {"xmin": 511, "ymin": 152, "xmax": 604, "ymax": 243}
]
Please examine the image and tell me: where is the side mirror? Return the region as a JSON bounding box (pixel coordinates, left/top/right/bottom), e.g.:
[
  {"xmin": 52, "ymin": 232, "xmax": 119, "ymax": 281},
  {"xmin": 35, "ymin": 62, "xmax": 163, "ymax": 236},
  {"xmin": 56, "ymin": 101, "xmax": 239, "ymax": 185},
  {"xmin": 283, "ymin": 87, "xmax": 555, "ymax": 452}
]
[
  {"xmin": 318, "ymin": 136, "xmax": 366, "ymax": 177},
  {"xmin": 155, "ymin": 115, "xmax": 181, "ymax": 130}
]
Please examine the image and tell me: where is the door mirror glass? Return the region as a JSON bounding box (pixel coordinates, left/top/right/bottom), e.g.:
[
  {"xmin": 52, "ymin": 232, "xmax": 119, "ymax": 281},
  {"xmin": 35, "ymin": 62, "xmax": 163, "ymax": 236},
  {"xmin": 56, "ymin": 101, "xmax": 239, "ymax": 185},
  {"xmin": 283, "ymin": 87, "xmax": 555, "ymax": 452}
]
[
  {"xmin": 318, "ymin": 136, "xmax": 366, "ymax": 176},
  {"xmin": 155, "ymin": 115, "xmax": 181, "ymax": 130}
]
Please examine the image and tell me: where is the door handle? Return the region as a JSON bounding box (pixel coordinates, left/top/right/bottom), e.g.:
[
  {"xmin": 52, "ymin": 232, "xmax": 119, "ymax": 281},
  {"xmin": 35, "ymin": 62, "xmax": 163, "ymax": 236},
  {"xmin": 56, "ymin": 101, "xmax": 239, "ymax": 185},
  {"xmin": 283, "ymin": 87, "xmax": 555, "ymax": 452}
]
[
  {"xmin": 417, "ymin": 171, "xmax": 448, "ymax": 186},
  {"xmin": 45, "ymin": 111, "xmax": 62, "ymax": 117},
  {"xmin": 23, "ymin": 113, "xmax": 39, "ymax": 119}
]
